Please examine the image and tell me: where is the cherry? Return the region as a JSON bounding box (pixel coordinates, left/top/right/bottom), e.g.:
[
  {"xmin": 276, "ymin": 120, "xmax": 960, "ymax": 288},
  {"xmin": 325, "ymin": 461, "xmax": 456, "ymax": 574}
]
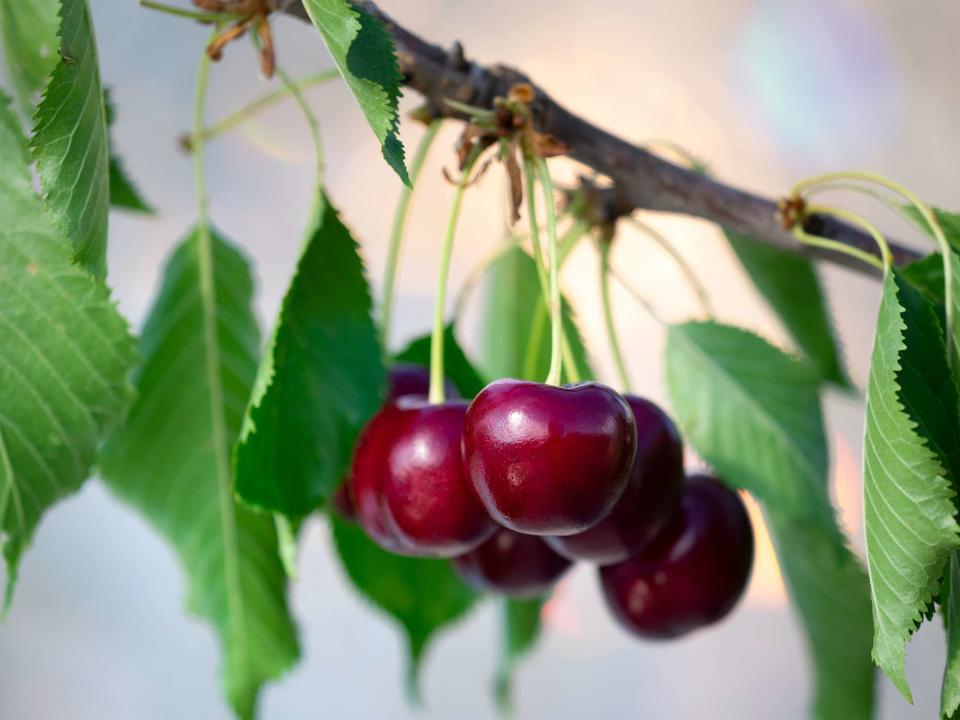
[
  {"xmin": 331, "ymin": 481, "xmax": 357, "ymax": 522},
  {"xmin": 546, "ymin": 396, "xmax": 684, "ymax": 564},
  {"xmin": 463, "ymin": 379, "xmax": 637, "ymax": 536},
  {"xmin": 388, "ymin": 362, "xmax": 457, "ymax": 402},
  {"xmin": 379, "ymin": 398, "xmax": 495, "ymax": 557},
  {"xmin": 452, "ymin": 526, "xmax": 572, "ymax": 598},
  {"xmin": 599, "ymin": 474, "xmax": 754, "ymax": 639}
]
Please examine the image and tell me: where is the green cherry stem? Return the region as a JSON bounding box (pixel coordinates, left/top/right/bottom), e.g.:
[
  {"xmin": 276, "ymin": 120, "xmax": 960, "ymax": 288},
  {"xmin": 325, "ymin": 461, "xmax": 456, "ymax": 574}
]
[
  {"xmin": 140, "ymin": 0, "xmax": 241, "ymax": 23},
  {"xmin": 609, "ymin": 266, "xmax": 666, "ymax": 326},
  {"xmin": 598, "ymin": 238, "xmax": 632, "ymax": 393},
  {"xmin": 535, "ymin": 156, "xmax": 564, "ymax": 386},
  {"xmin": 381, "ymin": 119, "xmax": 443, "ymax": 350},
  {"xmin": 429, "ymin": 147, "xmax": 483, "ymax": 404},
  {"xmin": 192, "ymin": 26, "xmax": 222, "ymax": 225},
  {"xmin": 793, "ymin": 204, "xmax": 891, "ymax": 272},
  {"xmin": 627, "ymin": 216, "xmax": 714, "ymax": 319},
  {"xmin": 195, "ymin": 69, "xmax": 339, "ymax": 146}
]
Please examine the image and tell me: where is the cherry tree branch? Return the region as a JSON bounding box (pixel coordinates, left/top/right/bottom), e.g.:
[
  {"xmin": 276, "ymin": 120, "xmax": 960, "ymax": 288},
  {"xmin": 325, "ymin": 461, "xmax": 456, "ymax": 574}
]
[{"xmin": 281, "ymin": 1, "xmax": 920, "ymax": 274}]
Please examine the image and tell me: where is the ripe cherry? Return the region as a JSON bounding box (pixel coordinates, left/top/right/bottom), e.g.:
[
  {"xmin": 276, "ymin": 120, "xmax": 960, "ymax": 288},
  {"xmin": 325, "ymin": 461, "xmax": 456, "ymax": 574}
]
[
  {"xmin": 452, "ymin": 526, "xmax": 572, "ymax": 598},
  {"xmin": 379, "ymin": 398, "xmax": 495, "ymax": 557},
  {"xmin": 546, "ymin": 396, "xmax": 684, "ymax": 564},
  {"xmin": 599, "ymin": 474, "xmax": 754, "ymax": 639},
  {"xmin": 463, "ymin": 379, "xmax": 637, "ymax": 536},
  {"xmin": 388, "ymin": 362, "xmax": 457, "ymax": 402}
]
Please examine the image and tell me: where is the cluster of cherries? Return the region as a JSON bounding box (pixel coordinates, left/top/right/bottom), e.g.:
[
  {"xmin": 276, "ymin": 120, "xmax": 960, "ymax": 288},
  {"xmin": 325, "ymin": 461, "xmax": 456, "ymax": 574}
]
[{"xmin": 335, "ymin": 364, "xmax": 755, "ymax": 639}]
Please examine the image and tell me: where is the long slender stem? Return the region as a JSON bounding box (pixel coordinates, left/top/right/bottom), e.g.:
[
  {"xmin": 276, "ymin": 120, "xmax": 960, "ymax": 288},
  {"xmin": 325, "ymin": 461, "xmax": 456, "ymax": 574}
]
[
  {"xmin": 381, "ymin": 119, "xmax": 442, "ymax": 350},
  {"xmin": 197, "ymin": 69, "xmax": 338, "ymax": 146},
  {"xmin": 599, "ymin": 239, "xmax": 632, "ymax": 392},
  {"xmin": 140, "ymin": 0, "xmax": 241, "ymax": 23},
  {"xmin": 535, "ymin": 157, "xmax": 563, "ymax": 386},
  {"xmin": 429, "ymin": 147, "xmax": 482, "ymax": 403},
  {"xmin": 609, "ymin": 266, "xmax": 666, "ymax": 326},
  {"xmin": 523, "ymin": 160, "xmax": 549, "ymax": 294},
  {"xmin": 627, "ymin": 216, "xmax": 714, "ymax": 319},
  {"xmin": 805, "ymin": 204, "xmax": 892, "ymax": 269},
  {"xmin": 192, "ymin": 29, "xmax": 220, "ymax": 224}
]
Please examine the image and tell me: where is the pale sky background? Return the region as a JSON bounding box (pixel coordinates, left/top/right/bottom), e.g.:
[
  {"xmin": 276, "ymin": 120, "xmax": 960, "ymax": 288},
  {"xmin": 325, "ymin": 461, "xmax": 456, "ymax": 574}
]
[{"xmin": 2, "ymin": 0, "xmax": 960, "ymax": 718}]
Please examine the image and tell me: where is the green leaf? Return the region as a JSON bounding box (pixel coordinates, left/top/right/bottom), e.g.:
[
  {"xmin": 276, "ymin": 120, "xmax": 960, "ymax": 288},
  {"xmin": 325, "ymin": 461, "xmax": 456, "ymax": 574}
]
[
  {"xmin": 723, "ymin": 229, "xmax": 850, "ymax": 388},
  {"xmin": 299, "ymin": 0, "xmax": 408, "ymax": 184},
  {"xmin": 331, "ymin": 514, "xmax": 478, "ymax": 698},
  {"xmin": 495, "ymin": 597, "xmax": 545, "ymax": 713},
  {"xmin": 30, "ymin": 0, "xmax": 111, "ymax": 279},
  {"xmin": 0, "ymin": 0, "xmax": 59, "ymax": 116},
  {"xmin": 903, "ymin": 206, "xmax": 960, "ymax": 254},
  {"xmin": 942, "ymin": 553, "xmax": 960, "ymax": 718},
  {"xmin": 665, "ymin": 321, "xmax": 830, "ymax": 524},
  {"xmin": 766, "ymin": 512, "xmax": 875, "ymax": 720},
  {"xmin": 103, "ymin": 91, "xmax": 154, "ymax": 214},
  {"xmin": 903, "ymin": 253, "xmax": 946, "ymax": 308},
  {"xmin": 100, "ymin": 227, "xmax": 300, "ymax": 720},
  {"xmin": 394, "ymin": 323, "xmax": 487, "ymax": 398},
  {"xmin": 862, "ymin": 270, "xmax": 960, "ymax": 700},
  {"xmin": 0, "ymin": 90, "xmax": 135, "ymax": 608},
  {"xmin": 235, "ymin": 191, "xmax": 385, "ymax": 517},
  {"xmin": 477, "ymin": 244, "xmax": 593, "ymax": 383}
]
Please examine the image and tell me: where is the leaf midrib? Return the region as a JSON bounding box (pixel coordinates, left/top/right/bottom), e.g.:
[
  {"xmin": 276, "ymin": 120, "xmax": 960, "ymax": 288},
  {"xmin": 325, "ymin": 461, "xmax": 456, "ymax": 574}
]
[{"xmin": 195, "ymin": 224, "xmax": 249, "ymax": 677}]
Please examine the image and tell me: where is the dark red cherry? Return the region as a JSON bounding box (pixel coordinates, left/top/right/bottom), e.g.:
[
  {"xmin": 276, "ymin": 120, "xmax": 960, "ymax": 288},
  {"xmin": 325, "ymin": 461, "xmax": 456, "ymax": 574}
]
[
  {"xmin": 388, "ymin": 363, "xmax": 457, "ymax": 402},
  {"xmin": 380, "ymin": 398, "xmax": 495, "ymax": 557},
  {"xmin": 331, "ymin": 481, "xmax": 357, "ymax": 522},
  {"xmin": 599, "ymin": 475, "xmax": 754, "ymax": 639},
  {"xmin": 349, "ymin": 402, "xmax": 410, "ymax": 552},
  {"xmin": 452, "ymin": 527, "xmax": 572, "ymax": 598},
  {"xmin": 463, "ymin": 379, "xmax": 637, "ymax": 536},
  {"xmin": 546, "ymin": 396, "xmax": 684, "ymax": 564}
]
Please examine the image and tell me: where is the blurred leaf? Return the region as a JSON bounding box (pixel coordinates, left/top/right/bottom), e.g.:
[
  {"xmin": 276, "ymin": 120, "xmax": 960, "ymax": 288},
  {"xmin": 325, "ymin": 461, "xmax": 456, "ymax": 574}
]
[
  {"xmin": 103, "ymin": 90, "xmax": 153, "ymax": 214},
  {"xmin": 862, "ymin": 271, "xmax": 960, "ymax": 701},
  {"xmin": 942, "ymin": 554, "xmax": 960, "ymax": 718},
  {"xmin": 766, "ymin": 512, "xmax": 874, "ymax": 720},
  {"xmin": 495, "ymin": 597, "xmax": 546, "ymax": 713},
  {"xmin": 724, "ymin": 229, "xmax": 850, "ymax": 388},
  {"xmin": 903, "ymin": 206, "xmax": 960, "ymax": 254},
  {"xmin": 299, "ymin": 0, "xmax": 408, "ymax": 184},
  {"xmin": 902, "ymin": 253, "xmax": 946, "ymax": 308},
  {"xmin": 235, "ymin": 191, "xmax": 385, "ymax": 516},
  {"xmin": 331, "ymin": 514, "xmax": 478, "ymax": 698},
  {"xmin": 0, "ymin": 90, "xmax": 135, "ymax": 608},
  {"xmin": 0, "ymin": 0, "xmax": 59, "ymax": 116},
  {"xmin": 665, "ymin": 321, "xmax": 830, "ymax": 524},
  {"xmin": 395, "ymin": 323, "xmax": 487, "ymax": 398},
  {"xmin": 100, "ymin": 227, "xmax": 299, "ymax": 720},
  {"xmin": 477, "ymin": 243, "xmax": 593, "ymax": 383},
  {"xmin": 30, "ymin": 0, "xmax": 110, "ymax": 279}
]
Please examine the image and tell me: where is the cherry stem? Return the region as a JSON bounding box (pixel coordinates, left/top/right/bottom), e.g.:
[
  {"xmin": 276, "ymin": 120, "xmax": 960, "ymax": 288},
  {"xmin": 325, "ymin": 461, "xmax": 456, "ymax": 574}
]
[
  {"xmin": 381, "ymin": 119, "xmax": 443, "ymax": 351},
  {"xmin": 598, "ymin": 238, "xmax": 632, "ymax": 393},
  {"xmin": 192, "ymin": 26, "xmax": 222, "ymax": 226},
  {"xmin": 534, "ymin": 157, "xmax": 564, "ymax": 386},
  {"xmin": 795, "ymin": 171, "xmax": 954, "ymax": 364},
  {"xmin": 429, "ymin": 147, "xmax": 483, "ymax": 404},
  {"xmin": 793, "ymin": 205, "xmax": 890, "ymax": 272},
  {"xmin": 626, "ymin": 215, "xmax": 714, "ymax": 319},
  {"xmin": 275, "ymin": 516, "xmax": 298, "ymax": 580},
  {"xmin": 193, "ymin": 69, "xmax": 338, "ymax": 146},
  {"xmin": 608, "ymin": 265, "xmax": 666, "ymax": 327},
  {"xmin": 140, "ymin": 0, "xmax": 242, "ymax": 23}
]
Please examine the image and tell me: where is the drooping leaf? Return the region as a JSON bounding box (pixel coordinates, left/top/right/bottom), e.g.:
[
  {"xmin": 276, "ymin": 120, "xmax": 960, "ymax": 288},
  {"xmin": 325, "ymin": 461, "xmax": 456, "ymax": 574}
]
[
  {"xmin": 394, "ymin": 323, "xmax": 487, "ymax": 398},
  {"xmin": 903, "ymin": 253, "xmax": 946, "ymax": 309},
  {"xmin": 723, "ymin": 229, "xmax": 850, "ymax": 388},
  {"xmin": 495, "ymin": 597, "xmax": 546, "ymax": 713},
  {"xmin": 942, "ymin": 553, "xmax": 960, "ymax": 718},
  {"xmin": 665, "ymin": 321, "xmax": 830, "ymax": 524},
  {"xmin": 103, "ymin": 90, "xmax": 154, "ymax": 214},
  {"xmin": 30, "ymin": 0, "xmax": 110, "ymax": 279},
  {"xmin": 235, "ymin": 191, "xmax": 384, "ymax": 517},
  {"xmin": 477, "ymin": 243, "xmax": 593, "ymax": 383},
  {"xmin": 100, "ymin": 227, "xmax": 300, "ymax": 720},
  {"xmin": 766, "ymin": 512, "xmax": 875, "ymax": 720},
  {"xmin": 862, "ymin": 270, "xmax": 960, "ymax": 700},
  {"xmin": 331, "ymin": 514, "xmax": 478, "ymax": 698},
  {"xmin": 0, "ymin": 0, "xmax": 59, "ymax": 116},
  {"xmin": 299, "ymin": 0, "xmax": 408, "ymax": 184},
  {"xmin": 0, "ymin": 90, "xmax": 135, "ymax": 607}
]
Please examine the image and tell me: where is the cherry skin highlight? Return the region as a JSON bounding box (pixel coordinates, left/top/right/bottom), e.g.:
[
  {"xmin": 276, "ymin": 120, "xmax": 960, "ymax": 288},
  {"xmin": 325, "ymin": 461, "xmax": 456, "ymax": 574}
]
[
  {"xmin": 387, "ymin": 362, "xmax": 457, "ymax": 402},
  {"xmin": 380, "ymin": 398, "xmax": 496, "ymax": 557},
  {"xmin": 599, "ymin": 474, "xmax": 754, "ymax": 639},
  {"xmin": 546, "ymin": 396, "xmax": 684, "ymax": 564},
  {"xmin": 452, "ymin": 527, "xmax": 572, "ymax": 598},
  {"xmin": 463, "ymin": 379, "xmax": 637, "ymax": 536}
]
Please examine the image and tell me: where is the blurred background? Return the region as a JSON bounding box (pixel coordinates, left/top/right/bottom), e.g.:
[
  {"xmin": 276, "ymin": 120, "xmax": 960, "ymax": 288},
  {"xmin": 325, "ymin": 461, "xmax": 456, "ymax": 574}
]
[{"xmin": 2, "ymin": 0, "xmax": 960, "ymax": 717}]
